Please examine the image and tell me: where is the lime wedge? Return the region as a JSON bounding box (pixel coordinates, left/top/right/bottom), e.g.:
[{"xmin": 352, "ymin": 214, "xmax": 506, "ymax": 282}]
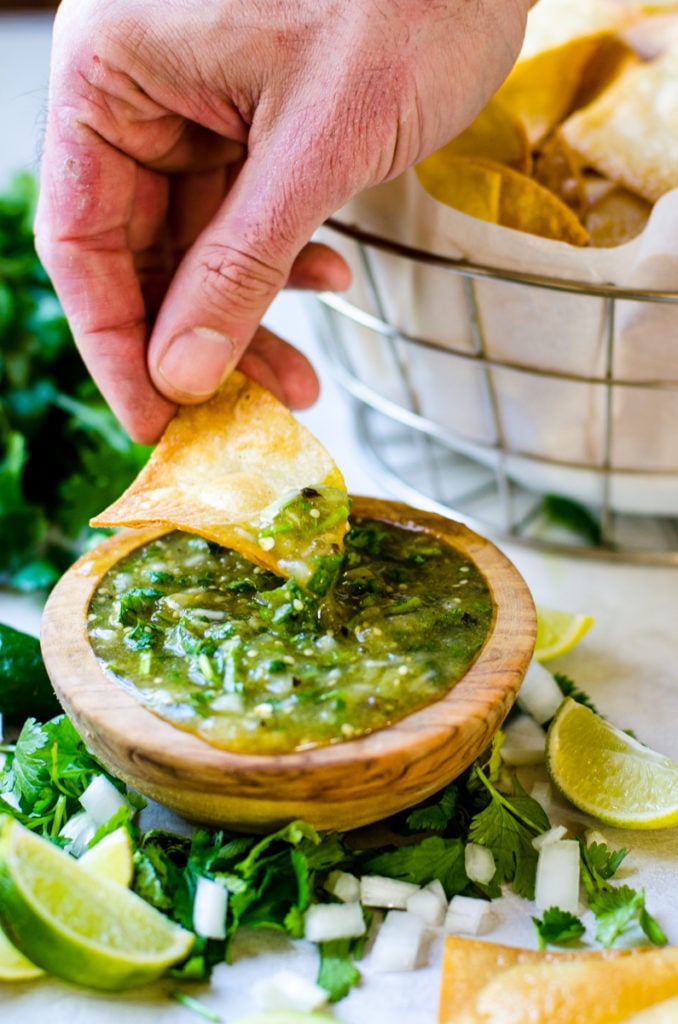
[
  {"xmin": 546, "ymin": 699, "xmax": 678, "ymax": 828},
  {"xmin": 0, "ymin": 923, "xmax": 44, "ymax": 982},
  {"xmin": 79, "ymin": 827, "xmax": 134, "ymax": 887},
  {"xmin": 0, "ymin": 815, "xmax": 194, "ymax": 990},
  {"xmin": 535, "ymin": 606, "xmax": 593, "ymax": 661}
]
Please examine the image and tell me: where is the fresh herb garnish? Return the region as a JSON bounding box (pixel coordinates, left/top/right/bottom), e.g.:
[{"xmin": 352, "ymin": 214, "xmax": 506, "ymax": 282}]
[
  {"xmin": 532, "ymin": 907, "xmax": 586, "ymax": 949},
  {"xmin": 468, "ymin": 766, "xmax": 550, "ymax": 899},
  {"xmin": 0, "ymin": 172, "xmax": 151, "ymax": 590}
]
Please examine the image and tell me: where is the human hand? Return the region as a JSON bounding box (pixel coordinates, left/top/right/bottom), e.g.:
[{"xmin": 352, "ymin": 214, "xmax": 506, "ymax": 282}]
[{"xmin": 35, "ymin": 0, "xmax": 530, "ymax": 443}]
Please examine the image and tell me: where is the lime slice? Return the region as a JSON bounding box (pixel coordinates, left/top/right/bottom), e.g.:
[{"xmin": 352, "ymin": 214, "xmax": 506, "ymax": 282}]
[
  {"xmin": 546, "ymin": 698, "xmax": 678, "ymax": 828},
  {"xmin": 535, "ymin": 606, "xmax": 593, "ymax": 661},
  {"xmin": 0, "ymin": 923, "xmax": 44, "ymax": 982},
  {"xmin": 0, "ymin": 815, "xmax": 194, "ymax": 990},
  {"xmin": 79, "ymin": 827, "xmax": 134, "ymax": 887}
]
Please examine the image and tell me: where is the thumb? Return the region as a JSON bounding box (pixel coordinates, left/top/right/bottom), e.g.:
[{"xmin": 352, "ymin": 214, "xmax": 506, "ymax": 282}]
[{"xmin": 147, "ymin": 147, "xmax": 347, "ymax": 404}]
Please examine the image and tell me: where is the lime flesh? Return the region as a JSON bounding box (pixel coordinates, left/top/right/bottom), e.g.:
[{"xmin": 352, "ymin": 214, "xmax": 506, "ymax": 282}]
[
  {"xmin": 0, "ymin": 815, "xmax": 194, "ymax": 990},
  {"xmin": 535, "ymin": 606, "xmax": 593, "ymax": 661},
  {"xmin": 546, "ymin": 698, "xmax": 678, "ymax": 828}
]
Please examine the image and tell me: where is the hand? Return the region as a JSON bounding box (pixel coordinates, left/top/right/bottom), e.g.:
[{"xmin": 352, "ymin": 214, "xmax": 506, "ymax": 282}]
[{"xmin": 35, "ymin": 0, "xmax": 530, "ymax": 443}]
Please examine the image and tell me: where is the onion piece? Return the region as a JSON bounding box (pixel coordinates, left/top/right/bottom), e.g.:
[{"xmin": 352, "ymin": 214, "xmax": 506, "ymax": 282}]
[
  {"xmin": 444, "ymin": 895, "xmax": 494, "ymax": 936},
  {"xmin": 534, "ymin": 839, "xmax": 580, "ymax": 914},
  {"xmin": 323, "ymin": 869, "xmax": 360, "ymax": 903},
  {"xmin": 585, "ymin": 828, "xmax": 608, "ymax": 847},
  {"xmin": 59, "ymin": 809, "xmax": 99, "ymax": 856},
  {"xmin": 360, "ymin": 875, "xmax": 420, "ymax": 909},
  {"xmin": 501, "ymin": 714, "xmax": 546, "ymax": 766},
  {"xmin": 532, "ymin": 824, "xmax": 568, "ymax": 851},
  {"xmin": 406, "ymin": 881, "xmax": 447, "ymax": 926},
  {"xmin": 303, "ymin": 901, "xmax": 366, "ymax": 943},
  {"xmin": 192, "ymin": 876, "xmax": 228, "ymax": 939},
  {"xmin": 79, "ymin": 773, "xmax": 128, "ymax": 825},
  {"xmin": 369, "ymin": 910, "xmax": 428, "ymax": 973},
  {"xmin": 517, "ymin": 660, "xmax": 564, "ymax": 724},
  {"xmin": 530, "ymin": 780, "xmax": 556, "ymax": 815},
  {"xmin": 464, "ymin": 843, "xmax": 496, "ymax": 885},
  {"xmin": 252, "ymin": 970, "xmax": 329, "ymax": 1012}
]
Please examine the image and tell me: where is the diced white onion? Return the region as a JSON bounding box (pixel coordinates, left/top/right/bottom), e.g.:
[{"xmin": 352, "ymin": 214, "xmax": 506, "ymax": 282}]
[
  {"xmin": 303, "ymin": 901, "xmax": 366, "ymax": 943},
  {"xmin": 360, "ymin": 875, "xmax": 420, "ymax": 909},
  {"xmin": 464, "ymin": 843, "xmax": 496, "ymax": 885},
  {"xmin": 59, "ymin": 809, "xmax": 99, "ymax": 856},
  {"xmin": 323, "ymin": 869, "xmax": 361, "ymax": 903},
  {"xmin": 500, "ymin": 714, "xmax": 546, "ymax": 766},
  {"xmin": 444, "ymin": 895, "xmax": 494, "ymax": 936},
  {"xmin": 529, "ymin": 780, "xmax": 556, "ymax": 815},
  {"xmin": 534, "ymin": 839, "xmax": 580, "ymax": 914},
  {"xmin": 585, "ymin": 828, "xmax": 608, "ymax": 847},
  {"xmin": 252, "ymin": 970, "xmax": 328, "ymax": 1013},
  {"xmin": 532, "ymin": 825, "xmax": 568, "ymax": 851},
  {"xmin": 192, "ymin": 876, "xmax": 228, "ymax": 939},
  {"xmin": 517, "ymin": 660, "xmax": 564, "ymax": 724},
  {"xmin": 79, "ymin": 774, "xmax": 128, "ymax": 826},
  {"xmin": 369, "ymin": 910, "xmax": 427, "ymax": 973},
  {"xmin": 406, "ymin": 883, "xmax": 447, "ymax": 926}
]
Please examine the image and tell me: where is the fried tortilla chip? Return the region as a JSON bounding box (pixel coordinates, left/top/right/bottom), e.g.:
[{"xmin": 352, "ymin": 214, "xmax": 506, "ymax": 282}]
[
  {"xmin": 415, "ymin": 153, "xmax": 589, "ymax": 245},
  {"xmin": 435, "ymin": 97, "xmax": 531, "ymax": 172},
  {"xmin": 496, "ymin": 0, "xmax": 639, "ymax": 146},
  {"xmin": 439, "ymin": 936, "xmax": 678, "ymax": 1024},
  {"xmin": 584, "ymin": 184, "xmax": 652, "ymax": 246},
  {"xmin": 560, "ymin": 47, "xmax": 678, "ymax": 203},
  {"xmin": 625, "ymin": 995, "xmax": 678, "ymax": 1023},
  {"xmin": 90, "ymin": 371, "xmax": 349, "ymax": 583}
]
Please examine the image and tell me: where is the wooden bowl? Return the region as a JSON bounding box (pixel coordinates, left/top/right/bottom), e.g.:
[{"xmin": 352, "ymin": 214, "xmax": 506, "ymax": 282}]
[{"xmin": 40, "ymin": 497, "xmax": 536, "ymax": 833}]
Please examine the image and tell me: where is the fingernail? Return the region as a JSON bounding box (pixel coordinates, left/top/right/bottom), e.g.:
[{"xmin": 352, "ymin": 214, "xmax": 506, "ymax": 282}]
[{"xmin": 156, "ymin": 327, "xmax": 235, "ymax": 398}]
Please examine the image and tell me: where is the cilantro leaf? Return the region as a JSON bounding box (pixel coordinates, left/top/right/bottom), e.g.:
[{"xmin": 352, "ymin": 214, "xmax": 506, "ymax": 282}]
[
  {"xmin": 405, "ymin": 783, "xmax": 459, "ymax": 833},
  {"xmin": 1, "ymin": 715, "xmax": 116, "ymax": 838},
  {"xmin": 317, "ymin": 938, "xmax": 363, "ymax": 1002},
  {"xmin": 361, "ymin": 835, "xmax": 467, "ymax": 897},
  {"xmin": 553, "ymin": 673, "xmax": 599, "ymax": 715},
  {"xmin": 468, "ymin": 768, "xmax": 550, "ymax": 899},
  {"xmin": 532, "ymin": 907, "xmax": 585, "ymax": 949}
]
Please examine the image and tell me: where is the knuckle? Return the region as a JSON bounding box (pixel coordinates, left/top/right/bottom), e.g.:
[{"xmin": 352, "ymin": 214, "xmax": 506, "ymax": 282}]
[{"xmin": 197, "ymin": 243, "xmax": 287, "ymax": 315}]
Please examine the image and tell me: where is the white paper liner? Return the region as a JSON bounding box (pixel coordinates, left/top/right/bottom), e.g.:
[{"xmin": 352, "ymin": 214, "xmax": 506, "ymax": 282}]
[{"xmin": 318, "ymin": 169, "xmax": 678, "ymax": 515}]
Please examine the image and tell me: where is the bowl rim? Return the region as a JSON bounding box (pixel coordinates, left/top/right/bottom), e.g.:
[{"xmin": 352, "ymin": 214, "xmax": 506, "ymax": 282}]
[{"xmin": 40, "ymin": 496, "xmax": 536, "ymax": 801}]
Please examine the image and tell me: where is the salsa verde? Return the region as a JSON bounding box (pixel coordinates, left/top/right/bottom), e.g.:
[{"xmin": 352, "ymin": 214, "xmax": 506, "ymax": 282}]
[{"xmin": 88, "ymin": 518, "xmax": 494, "ymax": 754}]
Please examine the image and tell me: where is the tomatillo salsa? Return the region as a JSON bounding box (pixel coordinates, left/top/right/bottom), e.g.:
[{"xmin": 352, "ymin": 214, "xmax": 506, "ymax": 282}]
[{"xmin": 88, "ymin": 517, "xmax": 494, "ymax": 754}]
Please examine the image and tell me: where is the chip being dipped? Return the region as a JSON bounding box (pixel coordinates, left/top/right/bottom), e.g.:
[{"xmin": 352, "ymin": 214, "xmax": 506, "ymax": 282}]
[{"xmin": 90, "ymin": 371, "xmax": 349, "ymax": 585}]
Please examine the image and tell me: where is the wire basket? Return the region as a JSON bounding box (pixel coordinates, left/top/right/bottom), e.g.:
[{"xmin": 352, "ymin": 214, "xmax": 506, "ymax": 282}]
[{"xmin": 310, "ymin": 218, "xmax": 678, "ymax": 564}]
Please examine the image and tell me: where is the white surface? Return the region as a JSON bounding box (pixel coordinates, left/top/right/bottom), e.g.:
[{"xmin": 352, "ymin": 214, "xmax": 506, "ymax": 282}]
[{"xmin": 3, "ymin": 11, "xmax": 678, "ymax": 1023}]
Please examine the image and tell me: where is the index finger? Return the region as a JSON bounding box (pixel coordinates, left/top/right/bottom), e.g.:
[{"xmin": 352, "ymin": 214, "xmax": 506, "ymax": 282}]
[{"xmin": 34, "ymin": 117, "xmax": 177, "ymax": 443}]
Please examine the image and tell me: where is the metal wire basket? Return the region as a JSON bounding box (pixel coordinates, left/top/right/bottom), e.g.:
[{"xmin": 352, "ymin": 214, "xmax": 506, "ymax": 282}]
[{"xmin": 310, "ymin": 218, "xmax": 678, "ymax": 564}]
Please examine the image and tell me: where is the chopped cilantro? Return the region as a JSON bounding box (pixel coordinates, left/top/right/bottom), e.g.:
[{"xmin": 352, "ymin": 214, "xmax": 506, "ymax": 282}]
[
  {"xmin": 468, "ymin": 767, "xmax": 550, "ymax": 899},
  {"xmin": 532, "ymin": 907, "xmax": 586, "ymax": 949}
]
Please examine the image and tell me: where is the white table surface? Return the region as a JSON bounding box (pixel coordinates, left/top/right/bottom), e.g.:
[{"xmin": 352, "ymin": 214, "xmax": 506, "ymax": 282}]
[{"xmin": 3, "ymin": 11, "xmax": 678, "ymax": 1023}]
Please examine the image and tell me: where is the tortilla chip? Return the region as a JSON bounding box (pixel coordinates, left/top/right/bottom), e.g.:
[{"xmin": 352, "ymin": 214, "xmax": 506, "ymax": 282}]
[
  {"xmin": 584, "ymin": 184, "xmax": 652, "ymax": 246},
  {"xmin": 436, "ymin": 97, "xmax": 531, "ymax": 172},
  {"xmin": 625, "ymin": 995, "xmax": 678, "ymax": 1023},
  {"xmin": 439, "ymin": 936, "xmax": 678, "ymax": 1024},
  {"xmin": 560, "ymin": 48, "xmax": 678, "ymax": 203},
  {"xmin": 415, "ymin": 154, "xmax": 589, "ymax": 245},
  {"xmin": 496, "ymin": 0, "xmax": 639, "ymax": 147},
  {"xmin": 90, "ymin": 371, "xmax": 349, "ymax": 582},
  {"xmin": 532, "ymin": 132, "xmax": 587, "ymax": 216}
]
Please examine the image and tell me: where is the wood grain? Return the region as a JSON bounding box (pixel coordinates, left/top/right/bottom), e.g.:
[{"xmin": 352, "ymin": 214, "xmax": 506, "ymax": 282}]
[{"xmin": 40, "ymin": 497, "xmax": 536, "ymax": 832}]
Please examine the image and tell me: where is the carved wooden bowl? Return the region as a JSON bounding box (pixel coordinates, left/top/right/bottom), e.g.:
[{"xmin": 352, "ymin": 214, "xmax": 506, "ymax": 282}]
[{"xmin": 40, "ymin": 497, "xmax": 536, "ymax": 833}]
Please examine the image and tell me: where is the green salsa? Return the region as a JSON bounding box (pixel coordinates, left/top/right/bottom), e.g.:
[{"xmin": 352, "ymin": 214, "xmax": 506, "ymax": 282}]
[{"xmin": 88, "ymin": 518, "xmax": 494, "ymax": 754}]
